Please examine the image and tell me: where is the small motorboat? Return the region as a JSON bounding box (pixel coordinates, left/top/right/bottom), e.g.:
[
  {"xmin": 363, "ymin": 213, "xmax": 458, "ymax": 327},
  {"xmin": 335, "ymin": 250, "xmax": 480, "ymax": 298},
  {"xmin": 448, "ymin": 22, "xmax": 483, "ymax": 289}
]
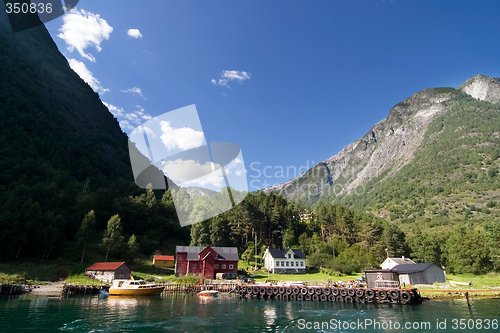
[
  {"xmin": 199, "ymin": 290, "xmax": 219, "ymax": 297},
  {"xmin": 108, "ymin": 279, "xmax": 164, "ymax": 295}
]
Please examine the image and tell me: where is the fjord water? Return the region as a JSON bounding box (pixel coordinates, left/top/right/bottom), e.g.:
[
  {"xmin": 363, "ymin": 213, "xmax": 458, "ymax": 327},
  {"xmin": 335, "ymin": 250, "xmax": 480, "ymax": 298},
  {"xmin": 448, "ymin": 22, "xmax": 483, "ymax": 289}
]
[{"xmin": 1, "ymin": 294, "xmax": 499, "ymax": 332}]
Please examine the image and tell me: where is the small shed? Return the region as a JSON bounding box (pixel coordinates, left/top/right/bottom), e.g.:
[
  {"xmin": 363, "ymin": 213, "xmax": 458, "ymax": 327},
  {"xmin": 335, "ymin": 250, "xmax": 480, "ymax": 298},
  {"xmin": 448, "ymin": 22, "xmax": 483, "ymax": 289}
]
[
  {"xmin": 394, "ymin": 263, "xmax": 446, "ymax": 286},
  {"xmin": 85, "ymin": 262, "xmax": 131, "ymax": 282},
  {"xmin": 381, "ymin": 256, "xmax": 416, "ymax": 270},
  {"xmin": 363, "ymin": 269, "xmax": 400, "ymax": 289},
  {"xmin": 153, "ymin": 255, "xmax": 175, "ymax": 267}
]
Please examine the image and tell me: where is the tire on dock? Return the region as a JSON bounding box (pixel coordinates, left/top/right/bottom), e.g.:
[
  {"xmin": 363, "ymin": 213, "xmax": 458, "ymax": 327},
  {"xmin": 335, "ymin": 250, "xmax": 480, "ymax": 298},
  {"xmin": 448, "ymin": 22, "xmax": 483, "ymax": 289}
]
[
  {"xmin": 331, "ymin": 287, "xmax": 339, "ymax": 296},
  {"xmin": 389, "ymin": 289, "xmax": 400, "ymax": 302},
  {"xmin": 297, "ymin": 294, "xmax": 304, "ymax": 301},
  {"xmin": 400, "ymin": 290, "xmax": 412, "ymax": 304},
  {"xmin": 355, "ymin": 289, "xmax": 365, "ymax": 298},
  {"xmin": 365, "ymin": 289, "xmax": 375, "ymax": 300},
  {"xmin": 305, "ymin": 294, "xmax": 312, "ymax": 301},
  {"xmin": 307, "ymin": 288, "xmax": 315, "ymax": 295},
  {"xmin": 286, "ymin": 287, "xmax": 292, "ymax": 295},
  {"xmin": 314, "ymin": 288, "xmax": 322, "ymax": 295},
  {"xmin": 339, "ymin": 288, "xmax": 347, "ymax": 297},
  {"xmin": 312, "ymin": 294, "xmax": 319, "ymax": 301},
  {"xmin": 323, "ymin": 287, "xmax": 331, "ymax": 295},
  {"xmin": 300, "ymin": 287, "xmax": 308, "ymax": 295},
  {"xmin": 377, "ymin": 290, "xmax": 388, "ymax": 301},
  {"xmin": 292, "ymin": 287, "xmax": 300, "ymax": 295},
  {"xmin": 290, "ymin": 294, "xmax": 296, "ymax": 301},
  {"xmin": 345, "ymin": 296, "xmax": 354, "ymax": 303},
  {"xmin": 266, "ymin": 287, "xmax": 273, "ymax": 296},
  {"xmin": 347, "ymin": 288, "xmax": 355, "ymax": 297},
  {"xmin": 252, "ymin": 286, "xmax": 259, "ymax": 295},
  {"xmin": 320, "ymin": 294, "xmax": 327, "ymax": 302},
  {"xmin": 278, "ymin": 287, "xmax": 285, "ymax": 295},
  {"xmin": 336, "ymin": 295, "xmax": 344, "ymax": 302},
  {"xmin": 328, "ymin": 295, "xmax": 335, "ymax": 302},
  {"xmin": 356, "ymin": 296, "xmax": 366, "ymax": 303}
]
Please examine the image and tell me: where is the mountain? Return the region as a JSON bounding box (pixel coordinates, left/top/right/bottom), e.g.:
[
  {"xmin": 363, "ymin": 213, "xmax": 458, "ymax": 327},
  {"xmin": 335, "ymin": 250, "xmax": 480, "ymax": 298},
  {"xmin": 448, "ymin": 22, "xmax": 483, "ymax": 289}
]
[
  {"xmin": 265, "ymin": 74, "xmax": 500, "ymax": 224},
  {"xmin": 0, "ymin": 9, "xmax": 182, "ymax": 260}
]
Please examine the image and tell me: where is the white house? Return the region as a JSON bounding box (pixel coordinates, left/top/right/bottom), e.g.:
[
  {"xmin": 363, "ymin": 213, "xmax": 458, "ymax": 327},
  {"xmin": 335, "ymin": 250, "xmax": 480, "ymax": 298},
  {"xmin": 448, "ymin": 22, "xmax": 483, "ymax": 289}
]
[
  {"xmin": 263, "ymin": 248, "xmax": 307, "ymax": 274},
  {"xmin": 381, "ymin": 256, "xmax": 416, "ymax": 270}
]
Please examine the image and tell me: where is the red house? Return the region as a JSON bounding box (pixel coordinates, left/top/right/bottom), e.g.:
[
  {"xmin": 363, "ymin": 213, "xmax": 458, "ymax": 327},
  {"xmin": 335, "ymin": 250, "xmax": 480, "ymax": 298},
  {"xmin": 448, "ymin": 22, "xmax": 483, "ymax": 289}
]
[{"xmin": 175, "ymin": 246, "xmax": 239, "ymax": 279}]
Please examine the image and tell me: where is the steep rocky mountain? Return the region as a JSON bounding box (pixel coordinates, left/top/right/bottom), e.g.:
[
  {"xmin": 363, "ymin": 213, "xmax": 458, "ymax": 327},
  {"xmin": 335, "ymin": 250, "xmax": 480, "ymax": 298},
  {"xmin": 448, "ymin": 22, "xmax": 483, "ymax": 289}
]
[{"xmin": 265, "ymin": 74, "xmax": 500, "ymax": 223}]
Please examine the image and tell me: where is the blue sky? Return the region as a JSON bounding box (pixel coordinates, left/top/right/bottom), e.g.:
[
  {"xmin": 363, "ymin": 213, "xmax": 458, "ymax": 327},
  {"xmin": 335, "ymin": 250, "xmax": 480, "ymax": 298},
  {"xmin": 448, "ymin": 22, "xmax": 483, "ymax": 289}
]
[{"xmin": 43, "ymin": 0, "xmax": 500, "ymax": 192}]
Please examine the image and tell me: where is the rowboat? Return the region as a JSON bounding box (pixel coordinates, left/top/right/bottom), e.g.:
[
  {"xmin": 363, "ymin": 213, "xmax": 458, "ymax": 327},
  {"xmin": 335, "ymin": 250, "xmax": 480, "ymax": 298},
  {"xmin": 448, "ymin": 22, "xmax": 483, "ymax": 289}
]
[
  {"xmin": 108, "ymin": 279, "xmax": 164, "ymax": 295},
  {"xmin": 449, "ymin": 280, "xmax": 472, "ymax": 286},
  {"xmin": 199, "ymin": 290, "xmax": 219, "ymax": 297}
]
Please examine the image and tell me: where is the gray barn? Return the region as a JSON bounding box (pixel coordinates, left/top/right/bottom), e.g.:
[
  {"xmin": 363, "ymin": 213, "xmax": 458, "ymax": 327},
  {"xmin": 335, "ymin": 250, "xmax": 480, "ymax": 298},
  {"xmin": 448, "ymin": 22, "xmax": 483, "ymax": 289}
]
[{"xmin": 394, "ymin": 263, "xmax": 446, "ymax": 286}]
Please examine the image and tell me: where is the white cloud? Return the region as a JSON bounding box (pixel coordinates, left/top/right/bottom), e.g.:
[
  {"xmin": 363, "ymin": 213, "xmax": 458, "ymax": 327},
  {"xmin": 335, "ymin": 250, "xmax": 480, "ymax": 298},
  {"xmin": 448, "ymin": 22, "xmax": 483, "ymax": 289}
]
[
  {"xmin": 127, "ymin": 29, "xmax": 143, "ymax": 39},
  {"xmin": 103, "ymin": 102, "xmax": 124, "ymax": 117},
  {"xmin": 162, "ymin": 159, "xmax": 225, "ymax": 188},
  {"xmin": 121, "ymin": 87, "xmax": 144, "ymax": 97},
  {"xmin": 160, "ymin": 120, "xmax": 205, "ymax": 151},
  {"xmin": 123, "ymin": 105, "xmax": 151, "ymax": 124},
  {"xmin": 119, "ymin": 119, "xmax": 134, "ymax": 131},
  {"xmin": 211, "ymin": 70, "xmax": 251, "ymax": 88},
  {"xmin": 68, "ymin": 58, "xmax": 109, "ymax": 94},
  {"xmin": 58, "ymin": 9, "xmax": 113, "ymax": 62}
]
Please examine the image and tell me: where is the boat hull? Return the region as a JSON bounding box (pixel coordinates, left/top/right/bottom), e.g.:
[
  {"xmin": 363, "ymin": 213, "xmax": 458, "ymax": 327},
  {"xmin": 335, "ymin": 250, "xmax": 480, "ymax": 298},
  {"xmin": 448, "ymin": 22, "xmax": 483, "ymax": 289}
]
[{"xmin": 108, "ymin": 287, "xmax": 164, "ymax": 295}]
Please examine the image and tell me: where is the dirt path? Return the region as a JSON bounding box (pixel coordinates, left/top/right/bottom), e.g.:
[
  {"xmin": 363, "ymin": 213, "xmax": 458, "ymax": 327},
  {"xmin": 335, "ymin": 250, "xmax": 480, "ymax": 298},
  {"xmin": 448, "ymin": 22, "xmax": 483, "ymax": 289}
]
[{"xmin": 29, "ymin": 282, "xmax": 65, "ymax": 296}]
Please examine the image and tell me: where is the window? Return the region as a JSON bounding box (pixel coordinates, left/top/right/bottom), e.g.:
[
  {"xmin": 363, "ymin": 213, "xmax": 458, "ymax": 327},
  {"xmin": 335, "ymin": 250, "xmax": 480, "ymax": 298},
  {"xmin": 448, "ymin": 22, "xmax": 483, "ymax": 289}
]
[
  {"xmin": 222, "ymin": 264, "xmax": 226, "ymax": 269},
  {"xmin": 192, "ymin": 264, "xmax": 196, "ymax": 269},
  {"xmin": 291, "ymin": 262, "xmax": 294, "ymax": 267},
  {"xmin": 214, "ymin": 264, "xmax": 219, "ymax": 269},
  {"xmin": 163, "ymin": 261, "xmax": 167, "ymax": 264},
  {"xmin": 288, "ymin": 254, "xmax": 292, "ymax": 259},
  {"xmin": 286, "ymin": 262, "xmax": 289, "ymax": 267},
  {"xmin": 229, "ymin": 264, "xmax": 233, "ymax": 269},
  {"xmin": 276, "ymin": 261, "xmax": 279, "ymax": 267},
  {"xmin": 301, "ymin": 262, "xmax": 304, "ymax": 267},
  {"xmin": 282, "ymin": 261, "xmax": 285, "ymax": 266}
]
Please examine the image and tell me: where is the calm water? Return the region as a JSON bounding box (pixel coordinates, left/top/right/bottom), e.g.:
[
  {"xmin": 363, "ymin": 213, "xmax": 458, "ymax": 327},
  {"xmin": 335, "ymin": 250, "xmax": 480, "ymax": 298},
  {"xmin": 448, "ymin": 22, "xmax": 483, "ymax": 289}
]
[{"xmin": 1, "ymin": 293, "xmax": 499, "ymax": 332}]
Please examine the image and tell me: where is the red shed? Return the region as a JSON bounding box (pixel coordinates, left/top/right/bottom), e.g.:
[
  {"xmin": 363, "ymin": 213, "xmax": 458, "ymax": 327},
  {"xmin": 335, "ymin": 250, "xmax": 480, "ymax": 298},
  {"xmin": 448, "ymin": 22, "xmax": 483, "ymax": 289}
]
[{"xmin": 175, "ymin": 246, "xmax": 239, "ymax": 279}]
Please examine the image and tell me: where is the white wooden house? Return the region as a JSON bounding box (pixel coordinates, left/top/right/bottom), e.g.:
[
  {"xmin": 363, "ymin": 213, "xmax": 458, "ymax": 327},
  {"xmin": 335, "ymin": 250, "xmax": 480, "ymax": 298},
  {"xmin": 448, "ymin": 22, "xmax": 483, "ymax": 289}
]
[{"xmin": 263, "ymin": 248, "xmax": 307, "ymax": 274}]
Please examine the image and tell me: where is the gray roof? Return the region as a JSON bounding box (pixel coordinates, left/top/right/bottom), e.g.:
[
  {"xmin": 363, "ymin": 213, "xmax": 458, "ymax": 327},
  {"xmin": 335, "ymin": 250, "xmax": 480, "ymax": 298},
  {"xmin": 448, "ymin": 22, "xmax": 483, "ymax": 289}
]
[
  {"xmin": 267, "ymin": 248, "xmax": 306, "ymax": 259},
  {"xmin": 175, "ymin": 246, "xmax": 239, "ymax": 261},
  {"xmin": 394, "ymin": 263, "xmax": 435, "ymax": 274}
]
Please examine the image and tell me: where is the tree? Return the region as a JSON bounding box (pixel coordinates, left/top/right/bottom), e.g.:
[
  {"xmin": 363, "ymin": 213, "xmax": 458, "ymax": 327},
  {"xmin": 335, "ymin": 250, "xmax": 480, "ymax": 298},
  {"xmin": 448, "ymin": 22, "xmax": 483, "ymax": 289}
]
[
  {"xmin": 102, "ymin": 214, "xmax": 124, "ymax": 262},
  {"xmin": 76, "ymin": 210, "xmax": 96, "ymax": 263},
  {"xmin": 127, "ymin": 234, "xmax": 140, "ymax": 263}
]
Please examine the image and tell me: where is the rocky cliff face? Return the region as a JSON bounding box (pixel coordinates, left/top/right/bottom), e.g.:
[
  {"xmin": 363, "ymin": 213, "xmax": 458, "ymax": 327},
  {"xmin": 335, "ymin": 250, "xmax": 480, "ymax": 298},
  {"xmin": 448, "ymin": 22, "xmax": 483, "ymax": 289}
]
[{"xmin": 264, "ymin": 75, "xmax": 500, "ymax": 205}]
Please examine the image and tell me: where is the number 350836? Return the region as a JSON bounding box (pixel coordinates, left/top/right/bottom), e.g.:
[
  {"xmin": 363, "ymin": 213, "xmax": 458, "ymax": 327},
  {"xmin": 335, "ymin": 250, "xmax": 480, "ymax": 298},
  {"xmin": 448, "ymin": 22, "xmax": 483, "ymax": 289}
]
[{"xmin": 5, "ymin": 2, "xmax": 53, "ymax": 14}]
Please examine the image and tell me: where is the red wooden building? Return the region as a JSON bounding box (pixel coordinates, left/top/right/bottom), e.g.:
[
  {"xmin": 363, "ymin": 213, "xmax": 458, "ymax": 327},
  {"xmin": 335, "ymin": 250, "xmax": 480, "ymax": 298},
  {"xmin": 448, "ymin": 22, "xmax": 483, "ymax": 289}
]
[{"xmin": 175, "ymin": 246, "xmax": 239, "ymax": 279}]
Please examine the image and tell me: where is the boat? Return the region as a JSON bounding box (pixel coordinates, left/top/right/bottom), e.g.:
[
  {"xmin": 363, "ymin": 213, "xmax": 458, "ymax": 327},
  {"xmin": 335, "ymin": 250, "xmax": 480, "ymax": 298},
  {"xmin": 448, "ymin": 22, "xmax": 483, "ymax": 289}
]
[
  {"xmin": 449, "ymin": 280, "xmax": 472, "ymax": 286},
  {"xmin": 199, "ymin": 290, "xmax": 219, "ymax": 297},
  {"xmin": 108, "ymin": 279, "xmax": 164, "ymax": 295}
]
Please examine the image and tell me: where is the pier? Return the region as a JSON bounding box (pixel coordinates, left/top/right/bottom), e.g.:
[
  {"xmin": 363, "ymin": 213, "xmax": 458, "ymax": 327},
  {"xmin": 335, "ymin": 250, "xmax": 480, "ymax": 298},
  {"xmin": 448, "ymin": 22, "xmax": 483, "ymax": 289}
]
[{"xmin": 232, "ymin": 285, "xmax": 421, "ymax": 304}]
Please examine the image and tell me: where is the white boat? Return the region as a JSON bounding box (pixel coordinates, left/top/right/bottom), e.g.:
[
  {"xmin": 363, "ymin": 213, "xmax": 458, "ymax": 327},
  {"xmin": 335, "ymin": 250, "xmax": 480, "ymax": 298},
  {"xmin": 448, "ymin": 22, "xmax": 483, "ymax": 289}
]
[
  {"xmin": 449, "ymin": 280, "xmax": 472, "ymax": 286},
  {"xmin": 108, "ymin": 279, "xmax": 164, "ymax": 295},
  {"xmin": 199, "ymin": 290, "xmax": 219, "ymax": 297}
]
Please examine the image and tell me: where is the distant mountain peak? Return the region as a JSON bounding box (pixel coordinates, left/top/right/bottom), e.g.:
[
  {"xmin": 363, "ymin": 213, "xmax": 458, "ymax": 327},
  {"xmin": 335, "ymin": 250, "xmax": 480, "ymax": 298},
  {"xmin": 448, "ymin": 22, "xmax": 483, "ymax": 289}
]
[{"xmin": 458, "ymin": 74, "xmax": 500, "ymax": 104}]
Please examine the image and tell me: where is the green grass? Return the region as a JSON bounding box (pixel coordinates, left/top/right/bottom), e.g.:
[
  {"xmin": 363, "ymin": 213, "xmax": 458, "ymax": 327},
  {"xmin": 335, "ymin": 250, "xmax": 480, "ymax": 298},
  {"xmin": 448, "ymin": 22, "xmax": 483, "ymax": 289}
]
[
  {"xmin": 445, "ymin": 272, "xmax": 500, "ymax": 288},
  {"xmin": 249, "ymin": 268, "xmax": 362, "ymax": 283}
]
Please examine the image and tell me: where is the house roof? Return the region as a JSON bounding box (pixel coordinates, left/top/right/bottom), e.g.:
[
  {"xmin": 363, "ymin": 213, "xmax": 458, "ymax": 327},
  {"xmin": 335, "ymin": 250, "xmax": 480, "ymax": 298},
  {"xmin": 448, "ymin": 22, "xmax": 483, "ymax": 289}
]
[
  {"xmin": 384, "ymin": 257, "xmax": 416, "ymax": 266},
  {"xmin": 394, "ymin": 263, "xmax": 435, "ymax": 274},
  {"xmin": 154, "ymin": 255, "xmax": 174, "ymax": 261},
  {"xmin": 266, "ymin": 248, "xmax": 306, "ymax": 259},
  {"xmin": 175, "ymin": 246, "xmax": 239, "ymax": 261},
  {"xmin": 86, "ymin": 262, "xmax": 127, "ymax": 271}
]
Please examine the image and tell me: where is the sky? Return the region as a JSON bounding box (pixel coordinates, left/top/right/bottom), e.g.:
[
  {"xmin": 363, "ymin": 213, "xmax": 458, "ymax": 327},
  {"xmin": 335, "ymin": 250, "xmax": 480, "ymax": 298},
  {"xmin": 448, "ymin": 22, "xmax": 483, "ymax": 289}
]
[{"xmin": 42, "ymin": 0, "xmax": 500, "ymax": 193}]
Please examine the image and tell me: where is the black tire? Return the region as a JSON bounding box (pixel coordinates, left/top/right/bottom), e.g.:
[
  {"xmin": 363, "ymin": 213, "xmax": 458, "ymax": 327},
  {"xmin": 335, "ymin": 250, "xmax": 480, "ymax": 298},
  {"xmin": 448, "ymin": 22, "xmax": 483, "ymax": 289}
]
[
  {"xmin": 273, "ymin": 287, "xmax": 279, "ymax": 295},
  {"xmin": 276, "ymin": 294, "xmax": 282, "ymax": 300},
  {"xmin": 328, "ymin": 295, "xmax": 335, "ymax": 302},
  {"xmin": 293, "ymin": 287, "xmax": 300, "ymax": 295},
  {"xmin": 235, "ymin": 285, "xmax": 241, "ymax": 292},
  {"xmin": 314, "ymin": 288, "xmax": 322, "ymax": 295},
  {"xmin": 308, "ymin": 288, "xmax": 315, "ymax": 295},
  {"xmin": 365, "ymin": 289, "xmax": 375, "ymax": 299},
  {"xmin": 290, "ymin": 294, "xmax": 296, "ymax": 300},
  {"xmin": 331, "ymin": 288, "xmax": 339, "ymax": 296},
  {"xmin": 260, "ymin": 287, "xmax": 266, "ymax": 295},
  {"xmin": 266, "ymin": 287, "xmax": 273, "ymax": 296},
  {"xmin": 336, "ymin": 295, "xmax": 344, "ymax": 302},
  {"xmin": 283, "ymin": 294, "xmax": 289, "ymax": 300},
  {"xmin": 297, "ymin": 294, "xmax": 304, "ymax": 301},
  {"xmin": 312, "ymin": 294, "xmax": 319, "ymax": 301},
  {"xmin": 401, "ymin": 290, "xmax": 412, "ymax": 304},
  {"xmin": 320, "ymin": 294, "xmax": 327, "ymax": 302},
  {"xmin": 241, "ymin": 286, "xmax": 247, "ymax": 293},
  {"xmin": 323, "ymin": 287, "xmax": 331, "ymax": 295},
  {"xmin": 377, "ymin": 290, "xmax": 388, "ymax": 301},
  {"xmin": 286, "ymin": 288, "xmax": 293, "ymax": 295},
  {"xmin": 389, "ymin": 289, "xmax": 400, "ymax": 301},
  {"xmin": 279, "ymin": 287, "xmax": 285, "ymax": 294},
  {"xmin": 355, "ymin": 289, "xmax": 365, "ymax": 298},
  {"xmin": 345, "ymin": 296, "xmax": 354, "ymax": 303},
  {"xmin": 340, "ymin": 288, "xmax": 348, "ymax": 297},
  {"xmin": 300, "ymin": 287, "xmax": 308, "ymax": 295},
  {"xmin": 252, "ymin": 286, "xmax": 259, "ymax": 295},
  {"xmin": 347, "ymin": 288, "xmax": 355, "ymax": 297},
  {"xmin": 305, "ymin": 294, "xmax": 312, "ymax": 301},
  {"xmin": 238, "ymin": 290, "xmax": 245, "ymax": 297}
]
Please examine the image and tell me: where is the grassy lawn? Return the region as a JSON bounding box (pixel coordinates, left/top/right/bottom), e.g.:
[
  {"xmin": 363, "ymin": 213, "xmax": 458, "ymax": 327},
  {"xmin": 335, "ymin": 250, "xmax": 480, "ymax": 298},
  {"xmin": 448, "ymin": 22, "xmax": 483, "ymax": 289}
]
[{"xmin": 443, "ymin": 272, "xmax": 500, "ymax": 288}]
